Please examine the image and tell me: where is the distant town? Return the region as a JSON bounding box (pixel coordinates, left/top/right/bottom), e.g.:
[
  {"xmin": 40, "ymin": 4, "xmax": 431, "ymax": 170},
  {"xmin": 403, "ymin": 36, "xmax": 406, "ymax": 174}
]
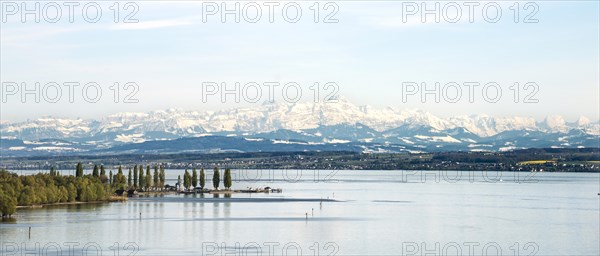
[{"xmin": 2, "ymin": 148, "xmax": 598, "ymax": 173}]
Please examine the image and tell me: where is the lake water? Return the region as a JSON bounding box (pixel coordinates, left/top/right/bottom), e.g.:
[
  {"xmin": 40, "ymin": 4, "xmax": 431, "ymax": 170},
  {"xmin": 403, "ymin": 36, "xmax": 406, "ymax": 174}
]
[{"xmin": 1, "ymin": 170, "xmax": 599, "ymax": 255}]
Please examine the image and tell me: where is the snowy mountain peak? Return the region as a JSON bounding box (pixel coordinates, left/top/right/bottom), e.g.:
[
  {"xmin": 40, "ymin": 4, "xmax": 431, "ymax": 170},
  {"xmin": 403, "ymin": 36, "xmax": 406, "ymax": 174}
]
[
  {"xmin": 1, "ymin": 100, "xmax": 597, "ymax": 145},
  {"xmin": 575, "ymin": 115, "xmax": 591, "ymax": 126},
  {"xmin": 539, "ymin": 115, "xmax": 568, "ymax": 132}
]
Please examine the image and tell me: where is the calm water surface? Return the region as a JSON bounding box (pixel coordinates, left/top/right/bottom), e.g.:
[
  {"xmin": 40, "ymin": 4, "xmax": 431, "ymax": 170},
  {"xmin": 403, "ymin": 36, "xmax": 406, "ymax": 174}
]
[{"xmin": 1, "ymin": 170, "xmax": 599, "ymax": 255}]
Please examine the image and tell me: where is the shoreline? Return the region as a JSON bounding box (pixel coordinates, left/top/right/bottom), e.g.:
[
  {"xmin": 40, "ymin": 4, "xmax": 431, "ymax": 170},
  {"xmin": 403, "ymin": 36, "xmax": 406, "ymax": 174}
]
[
  {"xmin": 16, "ymin": 196, "xmax": 127, "ymax": 209},
  {"xmin": 12, "ymin": 188, "xmax": 286, "ymax": 210},
  {"xmin": 3, "ymin": 149, "xmax": 598, "ymax": 172}
]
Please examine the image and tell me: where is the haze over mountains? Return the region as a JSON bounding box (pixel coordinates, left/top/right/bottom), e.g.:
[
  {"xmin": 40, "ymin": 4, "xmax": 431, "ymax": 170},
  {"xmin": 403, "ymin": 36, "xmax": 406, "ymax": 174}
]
[{"xmin": 1, "ymin": 99, "xmax": 598, "ymax": 156}]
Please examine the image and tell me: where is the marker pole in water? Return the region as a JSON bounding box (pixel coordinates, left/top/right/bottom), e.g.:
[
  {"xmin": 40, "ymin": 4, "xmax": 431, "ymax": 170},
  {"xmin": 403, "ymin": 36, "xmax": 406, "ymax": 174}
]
[
  {"xmin": 312, "ymin": 208, "xmax": 314, "ymax": 217},
  {"xmin": 139, "ymin": 212, "xmax": 141, "ymax": 220},
  {"xmin": 29, "ymin": 227, "xmax": 31, "ymax": 240},
  {"xmin": 305, "ymin": 213, "xmax": 308, "ymax": 220}
]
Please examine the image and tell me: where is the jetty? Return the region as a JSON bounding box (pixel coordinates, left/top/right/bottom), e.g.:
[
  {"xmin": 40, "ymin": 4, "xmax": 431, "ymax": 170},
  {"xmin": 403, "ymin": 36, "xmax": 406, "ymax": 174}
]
[{"xmin": 178, "ymin": 187, "xmax": 282, "ymax": 195}]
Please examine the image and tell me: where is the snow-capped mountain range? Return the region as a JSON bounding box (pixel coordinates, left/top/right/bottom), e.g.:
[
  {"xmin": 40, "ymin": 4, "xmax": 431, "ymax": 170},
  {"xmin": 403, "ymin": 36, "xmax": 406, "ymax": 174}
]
[{"xmin": 1, "ymin": 98, "xmax": 598, "ymax": 156}]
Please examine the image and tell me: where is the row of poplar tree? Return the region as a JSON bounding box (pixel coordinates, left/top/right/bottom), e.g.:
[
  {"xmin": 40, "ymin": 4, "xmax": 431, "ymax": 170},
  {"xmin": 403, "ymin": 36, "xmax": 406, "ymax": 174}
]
[
  {"xmin": 178, "ymin": 168, "xmax": 233, "ymax": 191},
  {"xmin": 75, "ymin": 163, "xmax": 166, "ymax": 191},
  {"xmin": 75, "ymin": 163, "xmax": 233, "ymax": 191}
]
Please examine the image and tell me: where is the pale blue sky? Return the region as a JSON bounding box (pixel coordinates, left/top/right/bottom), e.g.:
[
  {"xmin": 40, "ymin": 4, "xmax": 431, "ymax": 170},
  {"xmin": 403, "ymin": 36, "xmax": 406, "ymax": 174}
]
[{"xmin": 1, "ymin": 1, "xmax": 598, "ymax": 122}]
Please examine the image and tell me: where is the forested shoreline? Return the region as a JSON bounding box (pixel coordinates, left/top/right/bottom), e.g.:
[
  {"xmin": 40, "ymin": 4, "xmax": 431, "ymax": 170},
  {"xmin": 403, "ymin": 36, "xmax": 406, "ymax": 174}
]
[
  {"xmin": 0, "ymin": 164, "xmax": 234, "ymax": 218},
  {"xmin": 0, "ymin": 168, "xmax": 112, "ymax": 218}
]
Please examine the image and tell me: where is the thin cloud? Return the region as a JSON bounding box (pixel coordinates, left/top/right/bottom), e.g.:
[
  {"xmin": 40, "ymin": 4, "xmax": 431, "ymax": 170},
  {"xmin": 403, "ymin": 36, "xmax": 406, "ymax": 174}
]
[{"xmin": 110, "ymin": 18, "xmax": 195, "ymax": 30}]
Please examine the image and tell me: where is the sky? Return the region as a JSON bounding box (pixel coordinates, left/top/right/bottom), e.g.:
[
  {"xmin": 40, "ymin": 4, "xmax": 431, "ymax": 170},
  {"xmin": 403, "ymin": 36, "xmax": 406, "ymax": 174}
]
[{"xmin": 1, "ymin": 1, "xmax": 599, "ymax": 122}]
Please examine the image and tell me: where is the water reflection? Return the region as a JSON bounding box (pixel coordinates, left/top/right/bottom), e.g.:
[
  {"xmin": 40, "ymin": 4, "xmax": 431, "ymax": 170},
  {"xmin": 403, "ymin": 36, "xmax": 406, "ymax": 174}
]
[
  {"xmin": 0, "ymin": 218, "xmax": 17, "ymax": 224},
  {"xmin": 0, "ymin": 171, "xmax": 598, "ymax": 256}
]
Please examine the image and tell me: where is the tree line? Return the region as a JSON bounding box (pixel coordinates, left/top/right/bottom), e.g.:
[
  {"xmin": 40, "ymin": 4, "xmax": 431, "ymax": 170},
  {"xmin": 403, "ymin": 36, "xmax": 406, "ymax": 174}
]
[
  {"xmin": 178, "ymin": 167, "xmax": 232, "ymax": 191},
  {"xmin": 0, "ymin": 166, "xmax": 113, "ymax": 218},
  {"xmin": 0, "ymin": 164, "xmax": 235, "ymax": 218},
  {"xmin": 0, "ymin": 163, "xmax": 167, "ymax": 218},
  {"xmin": 78, "ymin": 163, "xmax": 168, "ymax": 192}
]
